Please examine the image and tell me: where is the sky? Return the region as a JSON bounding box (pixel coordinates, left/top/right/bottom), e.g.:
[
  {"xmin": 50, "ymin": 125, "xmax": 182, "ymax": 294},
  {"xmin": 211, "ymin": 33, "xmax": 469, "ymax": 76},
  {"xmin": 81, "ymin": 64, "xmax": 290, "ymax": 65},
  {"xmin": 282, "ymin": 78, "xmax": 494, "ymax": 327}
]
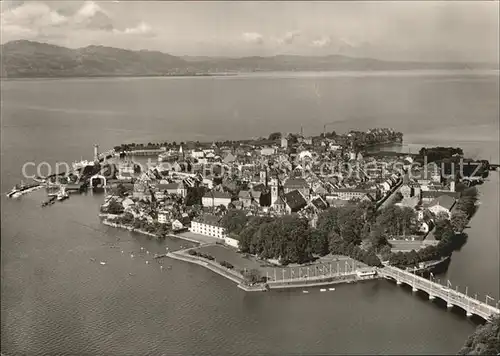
[{"xmin": 1, "ymin": 1, "xmax": 499, "ymax": 62}]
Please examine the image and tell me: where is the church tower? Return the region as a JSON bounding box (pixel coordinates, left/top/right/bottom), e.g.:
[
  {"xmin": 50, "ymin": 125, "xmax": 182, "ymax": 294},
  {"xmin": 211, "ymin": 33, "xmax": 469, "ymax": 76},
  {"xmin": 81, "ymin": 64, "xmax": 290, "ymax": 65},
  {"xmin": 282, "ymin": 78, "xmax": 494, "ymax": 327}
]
[
  {"xmin": 270, "ymin": 178, "xmax": 279, "ymax": 204},
  {"xmin": 260, "ymin": 170, "xmax": 266, "ymax": 183},
  {"xmin": 179, "ymin": 144, "xmax": 184, "ymax": 160}
]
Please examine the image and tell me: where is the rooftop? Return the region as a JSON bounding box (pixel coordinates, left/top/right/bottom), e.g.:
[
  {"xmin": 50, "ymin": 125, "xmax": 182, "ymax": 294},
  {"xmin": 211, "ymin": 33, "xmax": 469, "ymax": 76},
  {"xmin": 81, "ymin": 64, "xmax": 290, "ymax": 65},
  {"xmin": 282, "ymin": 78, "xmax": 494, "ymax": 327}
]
[
  {"xmin": 203, "ymin": 191, "xmax": 232, "ymax": 199},
  {"xmin": 284, "ymin": 177, "xmax": 309, "ymax": 188},
  {"xmin": 428, "ymin": 195, "xmax": 456, "ymax": 211},
  {"xmin": 193, "ymin": 214, "xmax": 223, "ymax": 227},
  {"xmin": 421, "ymin": 190, "xmax": 460, "ymax": 199},
  {"xmin": 284, "ymin": 190, "xmax": 307, "ymax": 212}
]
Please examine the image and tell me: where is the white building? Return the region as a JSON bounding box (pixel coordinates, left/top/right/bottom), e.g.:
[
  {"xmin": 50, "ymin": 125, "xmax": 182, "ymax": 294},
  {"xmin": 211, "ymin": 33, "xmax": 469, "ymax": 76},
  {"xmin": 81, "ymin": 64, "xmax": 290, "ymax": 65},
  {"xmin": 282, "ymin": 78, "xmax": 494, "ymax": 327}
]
[
  {"xmin": 329, "ymin": 144, "xmax": 342, "ymax": 151},
  {"xmin": 427, "ymin": 195, "xmax": 456, "ymax": 219},
  {"xmin": 333, "ymin": 188, "xmax": 371, "ymax": 201},
  {"xmin": 158, "ymin": 211, "xmax": 169, "ymax": 224},
  {"xmin": 201, "ymin": 191, "xmax": 232, "ymax": 208},
  {"xmin": 224, "ymin": 236, "xmax": 240, "ymax": 248},
  {"xmin": 261, "ymin": 147, "xmax": 276, "ymax": 156},
  {"xmin": 190, "ymin": 215, "xmax": 226, "ymax": 239},
  {"xmin": 191, "ymin": 150, "xmax": 205, "ymax": 159}
]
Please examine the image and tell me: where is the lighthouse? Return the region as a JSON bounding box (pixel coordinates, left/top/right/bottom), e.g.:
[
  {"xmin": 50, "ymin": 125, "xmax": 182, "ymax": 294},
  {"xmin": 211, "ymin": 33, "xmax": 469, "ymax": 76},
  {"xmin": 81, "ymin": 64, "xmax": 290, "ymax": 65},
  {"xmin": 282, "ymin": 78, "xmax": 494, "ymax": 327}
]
[{"xmin": 93, "ymin": 144, "xmax": 99, "ymax": 162}]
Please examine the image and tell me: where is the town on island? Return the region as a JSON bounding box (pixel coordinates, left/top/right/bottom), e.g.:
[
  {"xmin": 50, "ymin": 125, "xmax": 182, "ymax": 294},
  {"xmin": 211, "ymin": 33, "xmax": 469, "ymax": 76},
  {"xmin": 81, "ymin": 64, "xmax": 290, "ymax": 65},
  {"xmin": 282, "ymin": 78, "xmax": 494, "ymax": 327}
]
[{"xmin": 8, "ymin": 128, "xmax": 499, "ymax": 327}]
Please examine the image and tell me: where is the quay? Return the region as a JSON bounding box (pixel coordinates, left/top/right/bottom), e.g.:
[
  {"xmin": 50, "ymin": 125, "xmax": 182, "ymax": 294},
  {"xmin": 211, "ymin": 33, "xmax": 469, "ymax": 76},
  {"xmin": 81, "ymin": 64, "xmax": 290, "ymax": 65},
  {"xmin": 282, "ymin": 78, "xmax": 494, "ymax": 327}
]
[
  {"xmin": 379, "ymin": 266, "xmax": 500, "ymax": 320},
  {"xmin": 165, "ymin": 248, "xmax": 378, "ymax": 292},
  {"xmin": 166, "ymin": 250, "xmax": 246, "ymax": 286},
  {"xmin": 164, "ymin": 247, "xmax": 499, "ymax": 321},
  {"xmin": 266, "ymin": 272, "xmax": 365, "ymax": 291}
]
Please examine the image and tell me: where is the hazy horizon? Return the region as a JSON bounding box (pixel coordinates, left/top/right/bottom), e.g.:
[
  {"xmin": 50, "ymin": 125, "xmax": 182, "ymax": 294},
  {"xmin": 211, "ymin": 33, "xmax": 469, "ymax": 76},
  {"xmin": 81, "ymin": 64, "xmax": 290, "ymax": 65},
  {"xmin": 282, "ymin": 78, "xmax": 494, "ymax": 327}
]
[
  {"xmin": 1, "ymin": 1, "xmax": 499, "ymax": 63},
  {"xmin": 5, "ymin": 39, "xmax": 500, "ymax": 65}
]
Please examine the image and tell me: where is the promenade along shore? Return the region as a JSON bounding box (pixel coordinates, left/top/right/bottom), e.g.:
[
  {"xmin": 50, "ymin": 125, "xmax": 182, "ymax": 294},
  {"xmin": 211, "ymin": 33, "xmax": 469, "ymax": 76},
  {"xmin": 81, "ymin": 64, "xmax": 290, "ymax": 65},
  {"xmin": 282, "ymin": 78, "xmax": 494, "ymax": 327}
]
[
  {"xmin": 162, "ymin": 233, "xmax": 379, "ymax": 292},
  {"xmin": 166, "ymin": 247, "xmax": 377, "ymax": 292},
  {"xmin": 99, "ymin": 219, "xmax": 376, "ymax": 291}
]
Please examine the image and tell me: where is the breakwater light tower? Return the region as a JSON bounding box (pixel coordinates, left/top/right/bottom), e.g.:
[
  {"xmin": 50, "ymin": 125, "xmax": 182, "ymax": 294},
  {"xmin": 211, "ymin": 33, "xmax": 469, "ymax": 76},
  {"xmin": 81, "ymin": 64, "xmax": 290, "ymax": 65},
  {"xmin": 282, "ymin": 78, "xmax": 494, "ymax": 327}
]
[{"xmin": 93, "ymin": 144, "xmax": 99, "ymax": 162}]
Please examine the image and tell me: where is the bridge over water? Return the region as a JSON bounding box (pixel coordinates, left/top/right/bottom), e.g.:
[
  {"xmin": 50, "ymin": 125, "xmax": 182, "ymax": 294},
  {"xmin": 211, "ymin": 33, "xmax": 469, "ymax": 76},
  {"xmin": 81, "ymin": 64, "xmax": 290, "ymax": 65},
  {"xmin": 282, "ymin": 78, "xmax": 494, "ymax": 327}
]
[{"xmin": 379, "ymin": 266, "xmax": 500, "ymax": 320}]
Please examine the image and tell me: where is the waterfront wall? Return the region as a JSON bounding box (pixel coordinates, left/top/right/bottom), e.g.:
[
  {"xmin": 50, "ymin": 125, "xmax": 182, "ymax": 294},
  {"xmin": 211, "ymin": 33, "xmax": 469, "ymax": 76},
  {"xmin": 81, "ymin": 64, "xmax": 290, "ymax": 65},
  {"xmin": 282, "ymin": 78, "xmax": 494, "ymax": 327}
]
[
  {"xmin": 167, "ymin": 249, "xmax": 378, "ymax": 292},
  {"xmin": 267, "ymin": 273, "xmax": 363, "ymax": 290},
  {"xmin": 167, "ymin": 234, "xmax": 203, "ymax": 245},
  {"xmin": 167, "ymin": 251, "xmax": 245, "ymax": 285},
  {"xmin": 102, "ymin": 220, "xmax": 157, "ymax": 238}
]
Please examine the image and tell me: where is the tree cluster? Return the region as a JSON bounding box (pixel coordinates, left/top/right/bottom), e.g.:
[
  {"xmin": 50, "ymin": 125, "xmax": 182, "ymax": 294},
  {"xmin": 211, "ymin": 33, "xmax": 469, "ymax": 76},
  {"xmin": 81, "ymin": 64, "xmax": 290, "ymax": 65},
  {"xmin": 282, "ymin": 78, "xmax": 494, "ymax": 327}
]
[
  {"xmin": 188, "ymin": 249, "xmax": 215, "ymax": 261},
  {"xmin": 268, "ymin": 132, "xmax": 282, "ymax": 141},
  {"xmin": 242, "ymin": 268, "xmax": 265, "ymax": 285},
  {"xmin": 458, "ymin": 316, "xmax": 500, "ymax": 355},
  {"xmin": 110, "ymin": 212, "xmax": 171, "ymax": 237},
  {"xmin": 219, "ymin": 261, "xmax": 234, "ymax": 269},
  {"xmin": 223, "ymin": 201, "xmax": 386, "ymax": 267},
  {"xmin": 418, "ymin": 146, "xmax": 463, "ymax": 163},
  {"xmin": 346, "ymin": 129, "xmax": 403, "ymax": 150},
  {"xmin": 106, "ymin": 200, "xmax": 124, "ymax": 215},
  {"xmin": 185, "ymin": 186, "xmax": 206, "ymax": 206},
  {"xmin": 237, "ymin": 215, "xmax": 314, "ymax": 265},
  {"xmin": 375, "ymin": 205, "xmax": 420, "ymax": 238},
  {"xmin": 455, "ymin": 187, "xmax": 479, "ymax": 218}
]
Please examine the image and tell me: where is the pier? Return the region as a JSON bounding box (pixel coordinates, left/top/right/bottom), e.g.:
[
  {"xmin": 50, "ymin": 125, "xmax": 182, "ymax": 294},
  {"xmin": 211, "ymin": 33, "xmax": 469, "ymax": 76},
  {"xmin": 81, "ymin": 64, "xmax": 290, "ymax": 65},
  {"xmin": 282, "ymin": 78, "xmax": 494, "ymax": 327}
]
[{"xmin": 379, "ymin": 266, "xmax": 500, "ymax": 320}]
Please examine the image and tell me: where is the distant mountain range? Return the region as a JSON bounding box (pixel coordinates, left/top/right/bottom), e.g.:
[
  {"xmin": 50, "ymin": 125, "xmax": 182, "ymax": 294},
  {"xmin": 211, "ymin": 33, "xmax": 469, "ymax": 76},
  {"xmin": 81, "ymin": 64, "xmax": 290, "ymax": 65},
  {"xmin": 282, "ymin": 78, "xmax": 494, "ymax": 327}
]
[{"xmin": 0, "ymin": 40, "xmax": 496, "ymax": 78}]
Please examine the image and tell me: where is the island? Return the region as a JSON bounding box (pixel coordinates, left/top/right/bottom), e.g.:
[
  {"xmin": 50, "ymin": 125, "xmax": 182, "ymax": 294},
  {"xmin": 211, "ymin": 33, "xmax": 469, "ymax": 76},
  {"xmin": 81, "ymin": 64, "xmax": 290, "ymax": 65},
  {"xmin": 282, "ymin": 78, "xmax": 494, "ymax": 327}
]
[{"xmin": 9, "ymin": 127, "xmax": 499, "ymax": 351}]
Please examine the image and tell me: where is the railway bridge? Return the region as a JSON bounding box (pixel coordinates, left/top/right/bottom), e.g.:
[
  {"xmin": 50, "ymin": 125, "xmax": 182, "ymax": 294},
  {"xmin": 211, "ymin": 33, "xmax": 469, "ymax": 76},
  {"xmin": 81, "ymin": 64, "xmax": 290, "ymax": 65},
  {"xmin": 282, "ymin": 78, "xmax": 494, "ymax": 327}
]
[{"xmin": 379, "ymin": 266, "xmax": 500, "ymax": 320}]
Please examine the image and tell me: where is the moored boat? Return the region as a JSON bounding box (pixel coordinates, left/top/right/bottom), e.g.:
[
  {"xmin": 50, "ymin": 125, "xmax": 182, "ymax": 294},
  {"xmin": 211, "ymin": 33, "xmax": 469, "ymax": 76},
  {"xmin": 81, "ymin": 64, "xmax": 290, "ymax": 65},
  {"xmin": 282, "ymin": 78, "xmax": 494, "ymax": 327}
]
[
  {"xmin": 72, "ymin": 159, "xmax": 95, "ymax": 172},
  {"xmin": 56, "ymin": 187, "xmax": 69, "ymax": 201},
  {"xmin": 6, "ymin": 181, "xmax": 35, "ymax": 198}
]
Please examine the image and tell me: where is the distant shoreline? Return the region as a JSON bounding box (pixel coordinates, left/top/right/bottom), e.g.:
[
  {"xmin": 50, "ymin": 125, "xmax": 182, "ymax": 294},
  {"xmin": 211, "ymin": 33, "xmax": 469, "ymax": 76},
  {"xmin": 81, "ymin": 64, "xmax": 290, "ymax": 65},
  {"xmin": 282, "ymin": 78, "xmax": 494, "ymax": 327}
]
[
  {"xmin": 2, "ymin": 68, "xmax": 498, "ymax": 81},
  {"xmin": 0, "ymin": 73, "xmax": 238, "ymax": 80}
]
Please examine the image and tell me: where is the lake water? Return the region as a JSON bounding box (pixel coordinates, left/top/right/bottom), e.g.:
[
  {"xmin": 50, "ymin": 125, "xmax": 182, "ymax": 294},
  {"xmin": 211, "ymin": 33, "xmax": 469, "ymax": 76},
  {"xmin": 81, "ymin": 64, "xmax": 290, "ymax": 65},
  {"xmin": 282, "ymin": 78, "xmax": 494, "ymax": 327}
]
[{"xmin": 1, "ymin": 71, "xmax": 499, "ymax": 355}]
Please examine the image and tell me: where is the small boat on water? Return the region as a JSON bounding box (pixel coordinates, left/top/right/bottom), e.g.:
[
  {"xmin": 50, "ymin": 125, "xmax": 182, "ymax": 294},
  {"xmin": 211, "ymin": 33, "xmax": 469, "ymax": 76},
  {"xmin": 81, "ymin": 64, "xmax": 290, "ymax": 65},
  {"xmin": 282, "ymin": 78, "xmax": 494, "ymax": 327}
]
[
  {"xmin": 320, "ymin": 289, "xmax": 327, "ymax": 292},
  {"xmin": 6, "ymin": 181, "xmax": 38, "ymax": 198},
  {"xmin": 41, "ymin": 195, "xmax": 57, "ymax": 207},
  {"xmin": 33, "ymin": 176, "xmax": 47, "ymax": 183},
  {"xmin": 100, "ymin": 261, "xmax": 106, "ymax": 265},
  {"xmin": 57, "ymin": 187, "xmax": 69, "ymax": 201},
  {"xmin": 90, "ymin": 258, "xmax": 96, "ymax": 262},
  {"xmin": 302, "ymin": 290, "xmax": 309, "ymax": 294},
  {"xmin": 329, "ymin": 288, "xmax": 336, "ymax": 291}
]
